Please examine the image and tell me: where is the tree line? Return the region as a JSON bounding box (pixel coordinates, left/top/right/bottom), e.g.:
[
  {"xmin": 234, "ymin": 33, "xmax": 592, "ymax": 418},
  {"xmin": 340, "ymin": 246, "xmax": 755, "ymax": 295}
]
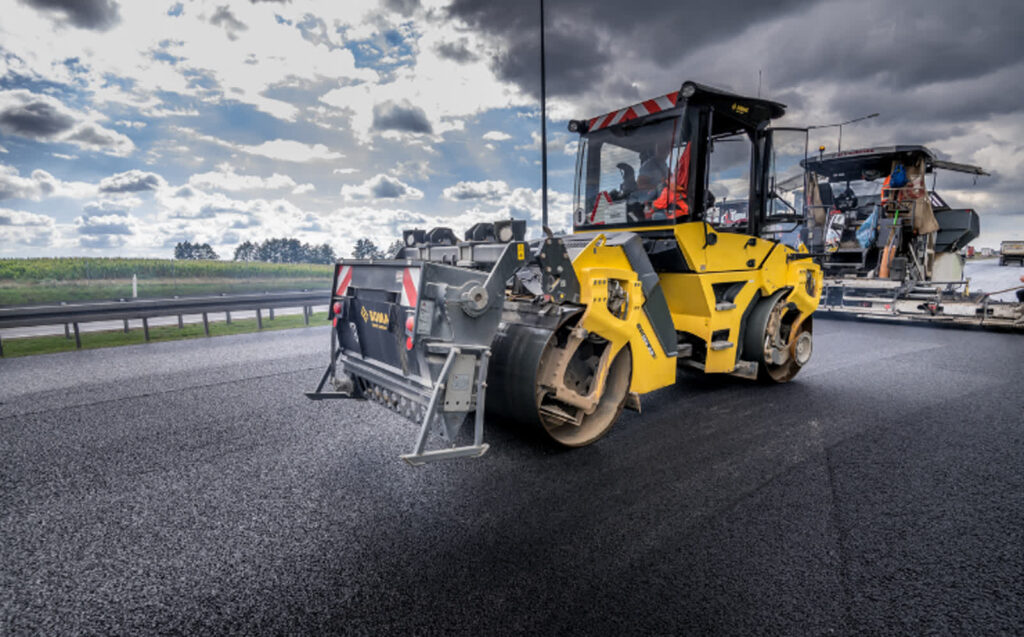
[
  {"xmin": 232, "ymin": 238, "xmax": 336, "ymax": 264},
  {"xmin": 173, "ymin": 236, "xmax": 403, "ymax": 263}
]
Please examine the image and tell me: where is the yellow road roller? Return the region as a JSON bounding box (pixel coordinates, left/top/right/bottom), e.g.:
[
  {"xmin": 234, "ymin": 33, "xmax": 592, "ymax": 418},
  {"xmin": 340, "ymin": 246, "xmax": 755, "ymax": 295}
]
[{"xmin": 307, "ymin": 81, "xmax": 823, "ymax": 464}]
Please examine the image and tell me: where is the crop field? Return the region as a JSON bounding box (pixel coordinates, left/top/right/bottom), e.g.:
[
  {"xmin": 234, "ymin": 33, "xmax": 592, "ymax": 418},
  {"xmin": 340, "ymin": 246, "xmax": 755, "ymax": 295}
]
[{"xmin": 0, "ymin": 258, "xmax": 332, "ymax": 305}]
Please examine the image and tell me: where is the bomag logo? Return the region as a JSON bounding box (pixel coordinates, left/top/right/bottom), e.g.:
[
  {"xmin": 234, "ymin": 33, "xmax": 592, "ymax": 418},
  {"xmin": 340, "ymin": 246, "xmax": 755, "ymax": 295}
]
[
  {"xmin": 731, "ymin": 102, "xmax": 750, "ymax": 115},
  {"xmin": 360, "ymin": 306, "xmax": 390, "ymax": 330}
]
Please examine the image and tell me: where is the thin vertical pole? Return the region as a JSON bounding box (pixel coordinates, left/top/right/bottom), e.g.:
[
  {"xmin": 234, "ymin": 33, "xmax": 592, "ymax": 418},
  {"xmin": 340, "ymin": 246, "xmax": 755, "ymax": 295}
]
[
  {"xmin": 202, "ymin": 312, "xmax": 210, "ymax": 336},
  {"xmin": 539, "ymin": 0, "xmax": 548, "ymax": 231},
  {"xmin": 143, "ymin": 318, "xmax": 150, "ymax": 341},
  {"xmin": 73, "ymin": 322, "xmax": 81, "ymax": 349},
  {"xmin": 256, "ymin": 308, "xmax": 263, "ymax": 330}
]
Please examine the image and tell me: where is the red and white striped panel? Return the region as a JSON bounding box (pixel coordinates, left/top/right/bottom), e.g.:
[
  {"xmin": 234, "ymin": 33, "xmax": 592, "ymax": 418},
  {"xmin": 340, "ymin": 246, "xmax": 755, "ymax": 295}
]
[
  {"xmin": 334, "ymin": 264, "xmax": 352, "ymax": 297},
  {"xmin": 588, "ymin": 91, "xmax": 680, "ymax": 132},
  {"xmin": 589, "ymin": 191, "xmax": 612, "ymax": 223},
  {"xmin": 400, "ymin": 267, "xmax": 420, "ymax": 307}
]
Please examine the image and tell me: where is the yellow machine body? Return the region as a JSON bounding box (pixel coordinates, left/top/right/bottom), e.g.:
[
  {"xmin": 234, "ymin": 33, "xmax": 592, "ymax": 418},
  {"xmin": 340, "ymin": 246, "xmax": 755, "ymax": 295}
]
[{"xmin": 569, "ymin": 221, "xmax": 823, "ymax": 394}]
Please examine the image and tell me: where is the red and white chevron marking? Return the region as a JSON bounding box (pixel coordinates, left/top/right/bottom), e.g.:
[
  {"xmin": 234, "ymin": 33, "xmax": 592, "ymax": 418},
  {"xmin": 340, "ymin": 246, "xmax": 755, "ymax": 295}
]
[
  {"xmin": 334, "ymin": 264, "xmax": 352, "ymax": 297},
  {"xmin": 588, "ymin": 92, "xmax": 680, "ymax": 132},
  {"xmin": 400, "ymin": 267, "xmax": 419, "ymax": 307}
]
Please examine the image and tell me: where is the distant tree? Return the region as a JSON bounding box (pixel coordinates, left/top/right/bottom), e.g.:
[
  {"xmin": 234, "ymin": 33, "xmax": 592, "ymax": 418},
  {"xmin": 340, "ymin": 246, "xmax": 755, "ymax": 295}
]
[
  {"xmin": 385, "ymin": 239, "xmax": 404, "ymax": 258},
  {"xmin": 174, "ymin": 241, "xmax": 219, "ymax": 260},
  {"xmin": 193, "ymin": 243, "xmax": 219, "ymax": 260},
  {"xmin": 235, "ymin": 237, "xmax": 337, "ymax": 263},
  {"xmin": 255, "ymin": 238, "xmax": 302, "ymax": 263},
  {"xmin": 352, "ymin": 238, "xmax": 385, "ymax": 259},
  {"xmin": 174, "ymin": 240, "xmax": 193, "ymax": 260},
  {"xmin": 233, "ymin": 240, "xmax": 258, "ymax": 261},
  {"xmin": 312, "ymin": 243, "xmax": 336, "ymax": 264}
]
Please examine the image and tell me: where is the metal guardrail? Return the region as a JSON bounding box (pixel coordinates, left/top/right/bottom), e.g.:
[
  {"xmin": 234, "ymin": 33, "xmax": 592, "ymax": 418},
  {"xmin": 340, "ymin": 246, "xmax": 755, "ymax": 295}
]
[{"xmin": 0, "ymin": 290, "xmax": 329, "ymax": 356}]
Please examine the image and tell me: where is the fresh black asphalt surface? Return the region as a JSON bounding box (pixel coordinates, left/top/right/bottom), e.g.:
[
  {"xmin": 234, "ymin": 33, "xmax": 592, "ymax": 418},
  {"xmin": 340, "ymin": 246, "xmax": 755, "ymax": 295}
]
[{"xmin": 1, "ymin": 319, "xmax": 1022, "ymax": 635}]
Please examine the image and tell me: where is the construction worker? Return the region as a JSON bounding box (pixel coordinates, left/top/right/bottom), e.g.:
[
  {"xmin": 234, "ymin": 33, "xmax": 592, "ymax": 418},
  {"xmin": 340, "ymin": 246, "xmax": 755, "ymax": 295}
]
[
  {"xmin": 650, "ymin": 143, "xmax": 691, "ymax": 219},
  {"xmin": 635, "ymin": 141, "xmax": 670, "ymax": 202}
]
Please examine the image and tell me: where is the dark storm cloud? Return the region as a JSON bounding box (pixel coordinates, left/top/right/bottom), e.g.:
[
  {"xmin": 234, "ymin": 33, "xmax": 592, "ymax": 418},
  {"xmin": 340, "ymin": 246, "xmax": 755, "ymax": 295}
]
[
  {"xmin": 210, "ymin": 5, "xmax": 247, "ymax": 39},
  {"xmin": 20, "ymin": 0, "xmax": 119, "ymax": 30},
  {"xmin": 372, "ymin": 100, "xmax": 433, "ymax": 134},
  {"xmin": 436, "ymin": 39, "xmax": 479, "ymax": 64},
  {"xmin": 98, "ymin": 170, "xmax": 164, "ymax": 193},
  {"xmin": 382, "ymin": 0, "xmax": 419, "ymax": 17},
  {"xmin": 445, "ymin": 0, "xmax": 816, "ymax": 100},
  {"xmin": 0, "ymin": 100, "xmax": 75, "ymax": 137},
  {"xmin": 447, "ymin": 0, "xmax": 1024, "ymax": 124},
  {"xmin": 757, "ymin": 0, "xmax": 1023, "ymax": 92}
]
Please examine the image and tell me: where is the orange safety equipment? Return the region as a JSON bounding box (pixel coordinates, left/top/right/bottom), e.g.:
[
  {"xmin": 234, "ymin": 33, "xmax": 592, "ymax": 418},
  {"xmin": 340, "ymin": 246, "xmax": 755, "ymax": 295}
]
[{"xmin": 650, "ymin": 144, "xmax": 691, "ymax": 218}]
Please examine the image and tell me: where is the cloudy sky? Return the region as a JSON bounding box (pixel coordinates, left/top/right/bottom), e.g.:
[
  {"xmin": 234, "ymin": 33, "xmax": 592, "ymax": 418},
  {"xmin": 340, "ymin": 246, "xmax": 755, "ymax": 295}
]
[{"xmin": 0, "ymin": 0, "xmax": 1021, "ymax": 258}]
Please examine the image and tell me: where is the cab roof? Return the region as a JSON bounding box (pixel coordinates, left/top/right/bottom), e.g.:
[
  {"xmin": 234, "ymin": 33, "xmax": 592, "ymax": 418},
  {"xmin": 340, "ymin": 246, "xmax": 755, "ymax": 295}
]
[
  {"xmin": 581, "ymin": 81, "xmax": 786, "ymax": 134},
  {"xmin": 802, "ymin": 145, "xmax": 988, "ymax": 181}
]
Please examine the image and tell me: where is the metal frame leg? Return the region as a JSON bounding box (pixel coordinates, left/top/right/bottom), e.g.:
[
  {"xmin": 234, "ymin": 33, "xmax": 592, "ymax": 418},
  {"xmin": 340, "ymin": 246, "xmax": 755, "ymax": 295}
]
[{"xmin": 401, "ymin": 347, "xmax": 491, "ymax": 466}]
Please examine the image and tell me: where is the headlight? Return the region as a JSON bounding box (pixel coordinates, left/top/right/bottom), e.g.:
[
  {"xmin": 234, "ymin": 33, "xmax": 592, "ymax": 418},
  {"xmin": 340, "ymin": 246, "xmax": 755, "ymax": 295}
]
[{"xmin": 496, "ymin": 224, "xmax": 513, "ymax": 243}]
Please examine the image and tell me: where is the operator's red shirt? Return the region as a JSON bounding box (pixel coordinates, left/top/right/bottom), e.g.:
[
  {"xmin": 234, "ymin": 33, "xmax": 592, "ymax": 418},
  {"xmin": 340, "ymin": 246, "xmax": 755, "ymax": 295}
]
[{"xmin": 650, "ymin": 144, "xmax": 690, "ymax": 218}]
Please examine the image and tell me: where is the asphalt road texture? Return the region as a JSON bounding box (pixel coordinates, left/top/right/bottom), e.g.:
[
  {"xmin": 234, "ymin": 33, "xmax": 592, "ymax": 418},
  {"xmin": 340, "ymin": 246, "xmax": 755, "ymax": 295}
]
[{"xmin": 1, "ymin": 319, "xmax": 1022, "ymax": 635}]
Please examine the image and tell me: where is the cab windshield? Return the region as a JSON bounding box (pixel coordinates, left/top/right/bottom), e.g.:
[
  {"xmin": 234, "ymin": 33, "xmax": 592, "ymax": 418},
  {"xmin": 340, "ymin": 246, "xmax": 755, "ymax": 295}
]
[{"xmin": 574, "ymin": 114, "xmax": 691, "ymax": 229}]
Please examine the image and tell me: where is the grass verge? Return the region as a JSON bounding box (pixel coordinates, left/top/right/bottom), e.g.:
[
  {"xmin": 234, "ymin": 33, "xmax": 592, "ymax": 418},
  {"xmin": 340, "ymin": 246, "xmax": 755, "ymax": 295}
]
[
  {"xmin": 1, "ymin": 311, "xmax": 330, "ymax": 358},
  {"xmin": 0, "ymin": 277, "xmax": 330, "ymax": 306}
]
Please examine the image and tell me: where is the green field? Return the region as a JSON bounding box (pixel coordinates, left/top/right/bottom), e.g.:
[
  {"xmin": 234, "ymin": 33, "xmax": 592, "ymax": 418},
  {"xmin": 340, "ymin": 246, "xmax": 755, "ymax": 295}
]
[
  {"xmin": 0, "ymin": 258, "xmax": 332, "ymax": 305},
  {"xmin": 0, "ymin": 311, "xmax": 330, "ymax": 358}
]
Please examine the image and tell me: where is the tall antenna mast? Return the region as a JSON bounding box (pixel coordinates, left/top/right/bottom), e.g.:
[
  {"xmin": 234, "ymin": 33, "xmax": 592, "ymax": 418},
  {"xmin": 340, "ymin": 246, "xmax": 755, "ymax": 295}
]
[{"xmin": 539, "ymin": 0, "xmax": 549, "ymax": 230}]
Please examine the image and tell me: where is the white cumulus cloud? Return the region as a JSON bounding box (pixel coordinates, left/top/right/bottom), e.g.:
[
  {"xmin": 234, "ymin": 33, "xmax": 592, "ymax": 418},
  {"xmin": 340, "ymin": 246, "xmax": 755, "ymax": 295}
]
[
  {"xmin": 188, "ymin": 163, "xmax": 301, "ymax": 192},
  {"xmin": 340, "ymin": 174, "xmax": 424, "ymax": 201},
  {"xmin": 442, "ymin": 179, "xmax": 511, "ymax": 201}
]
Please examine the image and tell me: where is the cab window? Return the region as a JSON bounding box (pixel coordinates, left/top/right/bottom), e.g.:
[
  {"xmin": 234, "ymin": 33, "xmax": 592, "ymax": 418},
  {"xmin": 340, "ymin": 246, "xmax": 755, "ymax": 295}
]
[
  {"xmin": 705, "ymin": 131, "xmax": 753, "ymax": 232},
  {"xmin": 574, "ymin": 115, "xmax": 690, "ymax": 228}
]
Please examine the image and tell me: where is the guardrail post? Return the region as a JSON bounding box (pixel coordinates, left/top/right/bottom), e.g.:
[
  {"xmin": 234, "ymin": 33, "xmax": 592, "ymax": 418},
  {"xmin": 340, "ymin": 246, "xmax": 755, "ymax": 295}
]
[
  {"xmin": 62, "ymin": 302, "xmax": 71, "ymax": 339},
  {"xmin": 73, "ymin": 323, "xmax": 81, "ymax": 349},
  {"xmin": 143, "ymin": 318, "xmax": 150, "ymax": 341},
  {"xmin": 177, "ymin": 314, "xmax": 183, "ymax": 329},
  {"xmin": 256, "ymin": 308, "xmax": 263, "ymax": 329},
  {"xmin": 269, "ymin": 308, "xmax": 275, "ymax": 321},
  {"xmin": 202, "ymin": 312, "xmax": 210, "ymax": 336},
  {"xmin": 123, "ymin": 319, "xmax": 129, "ymax": 333},
  {"xmin": 225, "ymin": 311, "xmax": 231, "ymax": 325},
  {"xmin": 303, "ymin": 305, "xmax": 309, "ymax": 325},
  {"xmin": 0, "ymin": 335, "xmax": 4, "ymax": 357}
]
